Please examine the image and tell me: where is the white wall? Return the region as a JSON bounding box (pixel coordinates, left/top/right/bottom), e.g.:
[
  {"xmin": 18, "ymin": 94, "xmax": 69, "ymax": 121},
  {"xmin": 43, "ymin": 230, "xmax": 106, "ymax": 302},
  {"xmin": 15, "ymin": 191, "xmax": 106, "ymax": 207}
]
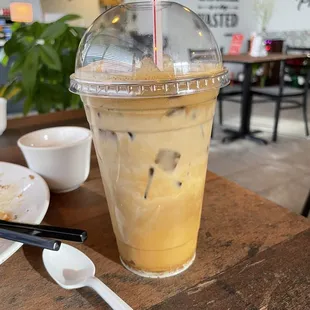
[
  {"xmin": 267, "ymin": 0, "xmax": 310, "ymax": 31},
  {"xmin": 40, "ymin": 0, "xmax": 101, "ymax": 27}
]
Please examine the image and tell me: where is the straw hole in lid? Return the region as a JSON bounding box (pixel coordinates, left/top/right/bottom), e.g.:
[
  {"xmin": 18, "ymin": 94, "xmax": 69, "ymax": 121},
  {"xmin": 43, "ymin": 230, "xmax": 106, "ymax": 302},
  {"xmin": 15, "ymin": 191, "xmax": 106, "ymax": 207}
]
[
  {"xmin": 108, "ymin": 85, "xmax": 117, "ymax": 94},
  {"xmin": 197, "ymin": 79, "xmax": 205, "ymax": 89},
  {"xmin": 130, "ymin": 85, "xmax": 141, "ymax": 95},
  {"xmin": 188, "ymin": 80, "xmax": 198, "ymax": 90},
  {"xmin": 89, "ymin": 84, "xmax": 98, "ymax": 93},
  {"xmin": 178, "ymin": 81, "xmax": 188, "ymax": 92},
  {"xmin": 141, "ymin": 85, "xmax": 152, "ymax": 94},
  {"xmin": 154, "ymin": 84, "xmax": 165, "ymax": 92},
  {"xmin": 98, "ymin": 86, "xmax": 107, "ymax": 95},
  {"xmin": 82, "ymin": 84, "xmax": 89, "ymax": 92},
  {"xmin": 166, "ymin": 82, "xmax": 177, "ymax": 94},
  {"xmin": 117, "ymin": 85, "xmax": 129, "ymax": 95}
]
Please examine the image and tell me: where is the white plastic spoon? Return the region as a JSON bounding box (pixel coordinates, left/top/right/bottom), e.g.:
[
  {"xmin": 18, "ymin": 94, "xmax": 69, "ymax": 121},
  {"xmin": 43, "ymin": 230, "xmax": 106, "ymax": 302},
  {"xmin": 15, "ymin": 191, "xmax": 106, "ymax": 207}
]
[{"xmin": 42, "ymin": 243, "xmax": 133, "ymax": 310}]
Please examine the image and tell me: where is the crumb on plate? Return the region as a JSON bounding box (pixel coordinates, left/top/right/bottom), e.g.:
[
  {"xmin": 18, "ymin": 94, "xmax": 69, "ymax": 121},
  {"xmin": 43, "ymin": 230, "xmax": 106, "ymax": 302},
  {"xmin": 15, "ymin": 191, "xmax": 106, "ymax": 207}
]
[
  {"xmin": 0, "ymin": 211, "xmax": 11, "ymax": 221},
  {"xmin": 0, "ymin": 185, "xmax": 10, "ymax": 190}
]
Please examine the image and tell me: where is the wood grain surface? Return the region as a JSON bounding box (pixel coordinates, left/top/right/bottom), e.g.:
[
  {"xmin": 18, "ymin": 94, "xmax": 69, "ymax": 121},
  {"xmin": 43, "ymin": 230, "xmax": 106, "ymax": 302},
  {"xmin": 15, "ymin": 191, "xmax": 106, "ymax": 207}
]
[
  {"xmin": 223, "ymin": 53, "xmax": 308, "ymax": 64},
  {"xmin": 0, "ymin": 110, "xmax": 309, "ymax": 310}
]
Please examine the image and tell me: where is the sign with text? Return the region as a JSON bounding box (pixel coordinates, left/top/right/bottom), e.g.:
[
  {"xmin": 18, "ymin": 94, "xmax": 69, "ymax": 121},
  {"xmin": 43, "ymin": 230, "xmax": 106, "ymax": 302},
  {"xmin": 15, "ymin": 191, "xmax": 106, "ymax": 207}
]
[
  {"xmin": 197, "ymin": 0, "xmax": 240, "ymax": 29},
  {"xmin": 296, "ymin": 0, "xmax": 310, "ymax": 10},
  {"xmin": 228, "ymin": 33, "xmax": 244, "ymax": 55}
]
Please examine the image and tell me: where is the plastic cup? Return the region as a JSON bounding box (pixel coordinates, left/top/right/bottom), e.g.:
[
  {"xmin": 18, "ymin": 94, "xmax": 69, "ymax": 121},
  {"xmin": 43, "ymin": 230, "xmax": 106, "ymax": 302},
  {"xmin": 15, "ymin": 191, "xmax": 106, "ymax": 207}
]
[{"xmin": 70, "ymin": 1, "xmax": 229, "ymax": 278}]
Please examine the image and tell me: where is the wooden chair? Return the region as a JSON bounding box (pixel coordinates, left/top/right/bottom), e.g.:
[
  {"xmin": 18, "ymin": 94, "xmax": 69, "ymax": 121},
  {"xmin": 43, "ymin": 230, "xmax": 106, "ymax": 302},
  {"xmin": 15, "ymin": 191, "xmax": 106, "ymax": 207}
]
[
  {"xmin": 216, "ymin": 48, "xmax": 243, "ymax": 127},
  {"xmin": 251, "ymin": 46, "xmax": 310, "ymax": 142},
  {"xmin": 218, "ymin": 85, "xmax": 243, "ymax": 126}
]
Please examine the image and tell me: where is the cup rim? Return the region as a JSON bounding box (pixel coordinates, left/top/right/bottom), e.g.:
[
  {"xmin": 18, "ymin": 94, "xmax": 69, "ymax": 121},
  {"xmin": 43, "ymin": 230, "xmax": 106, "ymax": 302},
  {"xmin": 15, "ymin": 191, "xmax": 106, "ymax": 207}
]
[
  {"xmin": 0, "ymin": 98, "xmax": 7, "ymax": 105},
  {"xmin": 17, "ymin": 126, "xmax": 92, "ymax": 151},
  {"xmin": 69, "ymin": 69, "xmax": 230, "ymax": 98}
]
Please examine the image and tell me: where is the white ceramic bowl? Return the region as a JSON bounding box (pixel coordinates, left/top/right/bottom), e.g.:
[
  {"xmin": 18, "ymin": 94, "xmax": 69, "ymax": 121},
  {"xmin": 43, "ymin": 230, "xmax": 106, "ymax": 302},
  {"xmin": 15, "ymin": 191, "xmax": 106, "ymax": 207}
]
[{"xmin": 18, "ymin": 126, "xmax": 92, "ymax": 193}]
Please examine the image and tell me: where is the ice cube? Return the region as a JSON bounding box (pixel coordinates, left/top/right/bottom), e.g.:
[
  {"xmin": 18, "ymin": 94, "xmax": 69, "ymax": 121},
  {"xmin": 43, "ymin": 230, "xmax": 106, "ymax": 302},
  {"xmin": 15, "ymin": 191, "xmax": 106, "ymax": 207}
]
[{"xmin": 155, "ymin": 149, "xmax": 181, "ymax": 172}]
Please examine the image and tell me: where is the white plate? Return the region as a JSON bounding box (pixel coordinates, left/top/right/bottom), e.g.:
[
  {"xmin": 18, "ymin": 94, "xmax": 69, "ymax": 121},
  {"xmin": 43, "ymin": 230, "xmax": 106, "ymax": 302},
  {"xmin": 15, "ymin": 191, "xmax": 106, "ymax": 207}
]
[{"xmin": 0, "ymin": 162, "xmax": 50, "ymax": 264}]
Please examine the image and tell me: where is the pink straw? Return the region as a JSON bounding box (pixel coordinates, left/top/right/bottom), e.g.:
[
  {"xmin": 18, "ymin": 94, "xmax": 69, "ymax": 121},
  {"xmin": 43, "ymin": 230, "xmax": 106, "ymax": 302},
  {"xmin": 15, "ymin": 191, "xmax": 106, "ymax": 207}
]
[{"xmin": 152, "ymin": 0, "xmax": 163, "ymax": 70}]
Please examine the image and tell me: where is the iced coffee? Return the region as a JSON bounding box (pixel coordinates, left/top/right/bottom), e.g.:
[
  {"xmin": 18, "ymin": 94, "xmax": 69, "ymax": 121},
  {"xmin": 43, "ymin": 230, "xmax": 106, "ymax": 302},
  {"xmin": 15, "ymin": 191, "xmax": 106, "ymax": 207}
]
[{"xmin": 70, "ymin": 2, "xmax": 229, "ymax": 277}]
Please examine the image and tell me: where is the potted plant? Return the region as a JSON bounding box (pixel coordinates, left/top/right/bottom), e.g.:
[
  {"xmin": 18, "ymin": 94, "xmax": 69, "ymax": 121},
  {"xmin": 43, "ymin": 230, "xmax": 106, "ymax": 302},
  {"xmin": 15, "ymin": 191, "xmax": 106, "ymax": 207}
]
[
  {"xmin": 0, "ymin": 15, "xmax": 85, "ymax": 115},
  {"xmin": 253, "ymin": 0, "xmax": 276, "ymax": 33},
  {"xmin": 251, "ymin": 0, "xmax": 276, "ymax": 58}
]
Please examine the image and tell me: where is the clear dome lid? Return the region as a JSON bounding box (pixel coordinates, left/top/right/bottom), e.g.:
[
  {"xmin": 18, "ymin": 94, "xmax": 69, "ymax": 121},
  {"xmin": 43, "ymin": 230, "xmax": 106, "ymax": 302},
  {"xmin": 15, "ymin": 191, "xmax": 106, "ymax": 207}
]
[{"xmin": 70, "ymin": 1, "xmax": 229, "ymax": 98}]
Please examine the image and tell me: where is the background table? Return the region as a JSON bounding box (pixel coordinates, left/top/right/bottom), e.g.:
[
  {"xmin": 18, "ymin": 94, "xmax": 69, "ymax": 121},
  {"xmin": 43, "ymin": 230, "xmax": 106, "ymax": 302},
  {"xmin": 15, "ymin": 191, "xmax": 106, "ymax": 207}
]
[
  {"xmin": 223, "ymin": 53, "xmax": 308, "ymax": 144},
  {"xmin": 1, "ymin": 110, "xmax": 310, "ymax": 309}
]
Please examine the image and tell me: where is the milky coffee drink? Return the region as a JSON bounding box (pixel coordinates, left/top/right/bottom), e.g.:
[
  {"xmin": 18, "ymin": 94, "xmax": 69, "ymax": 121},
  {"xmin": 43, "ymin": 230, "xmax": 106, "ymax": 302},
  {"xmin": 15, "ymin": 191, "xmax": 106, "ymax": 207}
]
[{"xmin": 70, "ymin": 2, "xmax": 229, "ymax": 278}]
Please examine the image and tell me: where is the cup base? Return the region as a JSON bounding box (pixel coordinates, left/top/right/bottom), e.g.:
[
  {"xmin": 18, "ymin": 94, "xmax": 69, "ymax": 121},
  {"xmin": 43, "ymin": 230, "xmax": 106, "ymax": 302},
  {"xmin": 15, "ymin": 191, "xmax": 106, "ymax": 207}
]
[
  {"xmin": 120, "ymin": 253, "xmax": 196, "ymax": 278},
  {"xmin": 52, "ymin": 185, "xmax": 80, "ymax": 194}
]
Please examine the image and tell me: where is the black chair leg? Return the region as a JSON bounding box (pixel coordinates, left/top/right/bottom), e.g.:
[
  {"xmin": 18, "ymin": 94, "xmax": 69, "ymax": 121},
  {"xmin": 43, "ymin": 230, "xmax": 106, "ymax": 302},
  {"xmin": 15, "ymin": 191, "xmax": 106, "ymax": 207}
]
[
  {"xmin": 302, "ymin": 92, "xmax": 309, "ymax": 137},
  {"xmin": 218, "ymin": 98, "xmax": 223, "ymax": 126},
  {"xmin": 301, "ymin": 190, "xmax": 310, "ymax": 217},
  {"xmin": 272, "ymin": 98, "xmax": 282, "ymax": 142},
  {"xmin": 211, "ymin": 124, "xmax": 214, "ymax": 139}
]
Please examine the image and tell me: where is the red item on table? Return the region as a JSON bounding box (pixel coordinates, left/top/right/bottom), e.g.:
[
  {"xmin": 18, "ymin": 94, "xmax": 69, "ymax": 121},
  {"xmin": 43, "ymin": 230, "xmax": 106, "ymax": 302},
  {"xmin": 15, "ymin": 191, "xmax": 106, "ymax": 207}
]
[{"xmin": 229, "ymin": 34, "xmax": 244, "ymax": 55}]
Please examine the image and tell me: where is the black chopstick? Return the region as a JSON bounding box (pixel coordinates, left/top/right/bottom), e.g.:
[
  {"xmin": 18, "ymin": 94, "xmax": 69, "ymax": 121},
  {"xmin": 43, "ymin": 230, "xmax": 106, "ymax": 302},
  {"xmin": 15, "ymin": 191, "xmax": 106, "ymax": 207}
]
[
  {"xmin": 0, "ymin": 220, "xmax": 87, "ymax": 243},
  {"xmin": 0, "ymin": 228, "xmax": 61, "ymax": 251}
]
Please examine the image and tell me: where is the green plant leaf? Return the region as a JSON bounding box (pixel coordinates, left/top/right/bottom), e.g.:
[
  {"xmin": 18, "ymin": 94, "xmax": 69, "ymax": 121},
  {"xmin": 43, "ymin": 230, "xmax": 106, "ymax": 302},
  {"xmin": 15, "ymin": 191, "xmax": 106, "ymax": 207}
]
[
  {"xmin": 35, "ymin": 85, "xmax": 57, "ymax": 113},
  {"xmin": 4, "ymin": 30, "xmax": 30, "ymax": 57},
  {"xmin": 38, "ymin": 83, "xmax": 64, "ymax": 101},
  {"xmin": 72, "ymin": 27, "xmax": 86, "ymax": 39},
  {"xmin": 38, "ymin": 68, "xmax": 62, "ymax": 84},
  {"xmin": 8, "ymin": 58, "xmax": 24, "ymax": 79},
  {"xmin": 23, "ymin": 96, "xmax": 33, "ymax": 115},
  {"xmin": 59, "ymin": 28, "xmax": 78, "ymax": 50},
  {"xmin": 40, "ymin": 22, "xmax": 67, "ymax": 40},
  {"xmin": 57, "ymin": 14, "xmax": 81, "ymax": 23},
  {"xmin": 34, "ymin": 97, "xmax": 53, "ymax": 114},
  {"xmin": 9, "ymin": 88, "xmax": 25, "ymax": 105},
  {"xmin": 29, "ymin": 22, "xmax": 44, "ymax": 39},
  {"xmin": 11, "ymin": 22, "xmax": 21, "ymax": 32},
  {"xmin": 3, "ymin": 81, "xmax": 21, "ymax": 100},
  {"xmin": 0, "ymin": 52, "xmax": 8, "ymax": 66},
  {"xmin": 22, "ymin": 47, "xmax": 39, "ymax": 95},
  {"xmin": 2, "ymin": 55, "xmax": 8, "ymax": 66},
  {"xmin": 39, "ymin": 45, "xmax": 61, "ymax": 71},
  {"xmin": 0, "ymin": 86, "xmax": 5, "ymax": 97},
  {"xmin": 61, "ymin": 52, "xmax": 75, "ymax": 73},
  {"xmin": 70, "ymin": 93, "xmax": 82, "ymax": 108},
  {"xmin": 4, "ymin": 36, "xmax": 19, "ymax": 57}
]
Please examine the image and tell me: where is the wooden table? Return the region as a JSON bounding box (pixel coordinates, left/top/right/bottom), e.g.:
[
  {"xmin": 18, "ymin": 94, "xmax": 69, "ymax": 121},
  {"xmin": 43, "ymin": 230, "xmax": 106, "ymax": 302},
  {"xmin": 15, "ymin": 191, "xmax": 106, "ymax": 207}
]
[
  {"xmin": 1, "ymin": 110, "xmax": 310, "ymax": 310},
  {"xmin": 222, "ymin": 53, "xmax": 308, "ymax": 144}
]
